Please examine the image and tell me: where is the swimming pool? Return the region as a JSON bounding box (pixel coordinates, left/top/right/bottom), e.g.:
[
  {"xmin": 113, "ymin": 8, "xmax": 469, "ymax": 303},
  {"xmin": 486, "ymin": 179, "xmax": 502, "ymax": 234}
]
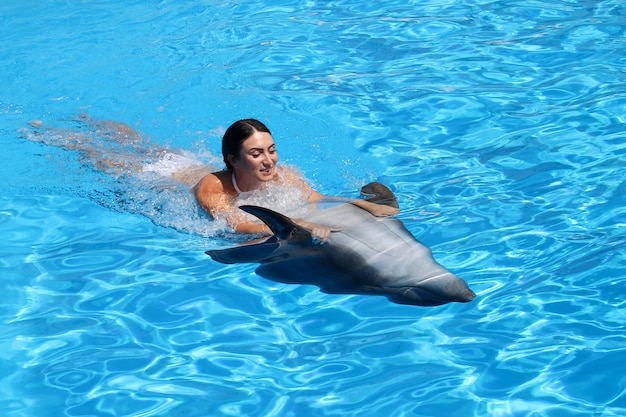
[{"xmin": 2, "ymin": 0, "xmax": 625, "ymax": 416}]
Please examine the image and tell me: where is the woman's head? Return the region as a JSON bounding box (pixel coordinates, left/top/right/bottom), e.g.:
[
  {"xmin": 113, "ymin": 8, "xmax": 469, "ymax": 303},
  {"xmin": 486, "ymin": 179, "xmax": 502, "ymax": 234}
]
[{"xmin": 222, "ymin": 119, "xmax": 272, "ymax": 170}]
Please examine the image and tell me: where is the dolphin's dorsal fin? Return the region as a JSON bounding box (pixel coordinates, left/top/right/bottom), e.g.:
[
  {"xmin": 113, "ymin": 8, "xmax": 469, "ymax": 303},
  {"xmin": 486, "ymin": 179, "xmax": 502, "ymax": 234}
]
[
  {"xmin": 239, "ymin": 205, "xmax": 312, "ymax": 241},
  {"xmin": 360, "ymin": 182, "xmax": 399, "ymax": 209}
]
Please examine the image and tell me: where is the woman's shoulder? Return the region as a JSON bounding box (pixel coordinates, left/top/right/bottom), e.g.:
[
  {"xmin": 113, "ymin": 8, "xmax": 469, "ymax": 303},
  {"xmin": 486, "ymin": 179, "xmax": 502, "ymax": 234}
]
[{"xmin": 193, "ymin": 170, "xmax": 233, "ymax": 195}]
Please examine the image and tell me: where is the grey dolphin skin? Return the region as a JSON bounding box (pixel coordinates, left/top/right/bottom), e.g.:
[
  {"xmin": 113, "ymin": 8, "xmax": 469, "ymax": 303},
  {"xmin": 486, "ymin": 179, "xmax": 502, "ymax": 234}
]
[{"xmin": 206, "ymin": 183, "xmax": 476, "ymax": 307}]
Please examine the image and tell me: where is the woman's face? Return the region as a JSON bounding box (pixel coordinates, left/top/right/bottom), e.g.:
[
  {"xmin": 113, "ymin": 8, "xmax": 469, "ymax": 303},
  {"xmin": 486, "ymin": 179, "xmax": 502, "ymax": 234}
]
[{"xmin": 230, "ymin": 130, "xmax": 278, "ymax": 187}]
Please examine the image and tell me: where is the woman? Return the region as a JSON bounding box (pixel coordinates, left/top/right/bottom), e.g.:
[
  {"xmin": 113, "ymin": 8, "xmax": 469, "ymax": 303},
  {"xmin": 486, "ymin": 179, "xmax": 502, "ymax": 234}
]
[
  {"xmin": 26, "ymin": 116, "xmax": 324, "ymax": 236},
  {"xmin": 192, "ymin": 119, "xmax": 327, "ymax": 237},
  {"xmin": 192, "ymin": 118, "xmax": 398, "ymax": 241},
  {"xmin": 25, "ymin": 116, "xmax": 395, "ymax": 240}
]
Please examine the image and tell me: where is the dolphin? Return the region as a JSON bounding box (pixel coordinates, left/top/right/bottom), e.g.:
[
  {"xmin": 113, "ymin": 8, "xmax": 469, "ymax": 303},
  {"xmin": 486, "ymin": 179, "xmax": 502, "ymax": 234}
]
[{"xmin": 206, "ymin": 182, "xmax": 476, "ymax": 307}]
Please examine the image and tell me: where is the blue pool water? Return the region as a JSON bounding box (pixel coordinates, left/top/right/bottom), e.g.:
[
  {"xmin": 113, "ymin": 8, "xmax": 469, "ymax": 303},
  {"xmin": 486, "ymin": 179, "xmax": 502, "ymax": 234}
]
[{"xmin": 1, "ymin": 0, "xmax": 625, "ymax": 416}]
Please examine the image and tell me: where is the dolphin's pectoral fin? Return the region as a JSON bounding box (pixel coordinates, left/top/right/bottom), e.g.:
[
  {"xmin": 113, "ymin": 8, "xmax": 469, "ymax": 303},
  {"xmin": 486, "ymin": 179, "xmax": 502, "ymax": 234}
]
[
  {"xmin": 207, "ymin": 236, "xmax": 280, "ymax": 264},
  {"xmin": 239, "ymin": 205, "xmax": 313, "ymax": 242}
]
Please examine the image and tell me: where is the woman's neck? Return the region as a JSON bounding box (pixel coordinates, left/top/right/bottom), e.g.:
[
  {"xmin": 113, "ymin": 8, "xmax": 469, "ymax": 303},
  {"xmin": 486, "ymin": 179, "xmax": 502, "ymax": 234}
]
[
  {"xmin": 231, "ymin": 170, "xmax": 243, "ymax": 193},
  {"xmin": 231, "ymin": 170, "xmax": 265, "ymax": 193}
]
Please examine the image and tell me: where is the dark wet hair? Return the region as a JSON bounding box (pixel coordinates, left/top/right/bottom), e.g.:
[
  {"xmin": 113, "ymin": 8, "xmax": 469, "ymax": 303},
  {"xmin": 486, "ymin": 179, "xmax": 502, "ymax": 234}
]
[{"xmin": 222, "ymin": 119, "xmax": 272, "ymax": 170}]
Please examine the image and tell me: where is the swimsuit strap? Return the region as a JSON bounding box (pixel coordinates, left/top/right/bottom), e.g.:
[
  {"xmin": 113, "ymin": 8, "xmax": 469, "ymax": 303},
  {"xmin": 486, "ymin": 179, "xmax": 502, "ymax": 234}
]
[{"xmin": 231, "ymin": 170, "xmax": 243, "ymax": 194}]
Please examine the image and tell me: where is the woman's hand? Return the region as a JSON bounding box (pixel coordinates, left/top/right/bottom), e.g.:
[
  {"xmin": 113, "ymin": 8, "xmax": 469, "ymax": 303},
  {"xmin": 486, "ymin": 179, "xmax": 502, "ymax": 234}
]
[{"xmin": 292, "ymin": 219, "xmax": 339, "ymax": 245}]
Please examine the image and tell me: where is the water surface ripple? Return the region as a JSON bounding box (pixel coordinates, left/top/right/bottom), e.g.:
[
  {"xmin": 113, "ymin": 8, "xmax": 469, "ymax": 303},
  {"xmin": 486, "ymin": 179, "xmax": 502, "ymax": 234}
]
[{"xmin": 1, "ymin": 0, "xmax": 626, "ymax": 416}]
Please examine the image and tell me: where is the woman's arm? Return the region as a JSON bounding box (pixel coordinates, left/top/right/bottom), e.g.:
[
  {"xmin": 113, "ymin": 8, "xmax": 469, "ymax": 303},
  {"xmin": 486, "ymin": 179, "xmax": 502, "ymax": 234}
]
[
  {"xmin": 193, "ymin": 173, "xmax": 271, "ymax": 235},
  {"xmin": 279, "ymin": 167, "xmax": 398, "ymax": 216}
]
